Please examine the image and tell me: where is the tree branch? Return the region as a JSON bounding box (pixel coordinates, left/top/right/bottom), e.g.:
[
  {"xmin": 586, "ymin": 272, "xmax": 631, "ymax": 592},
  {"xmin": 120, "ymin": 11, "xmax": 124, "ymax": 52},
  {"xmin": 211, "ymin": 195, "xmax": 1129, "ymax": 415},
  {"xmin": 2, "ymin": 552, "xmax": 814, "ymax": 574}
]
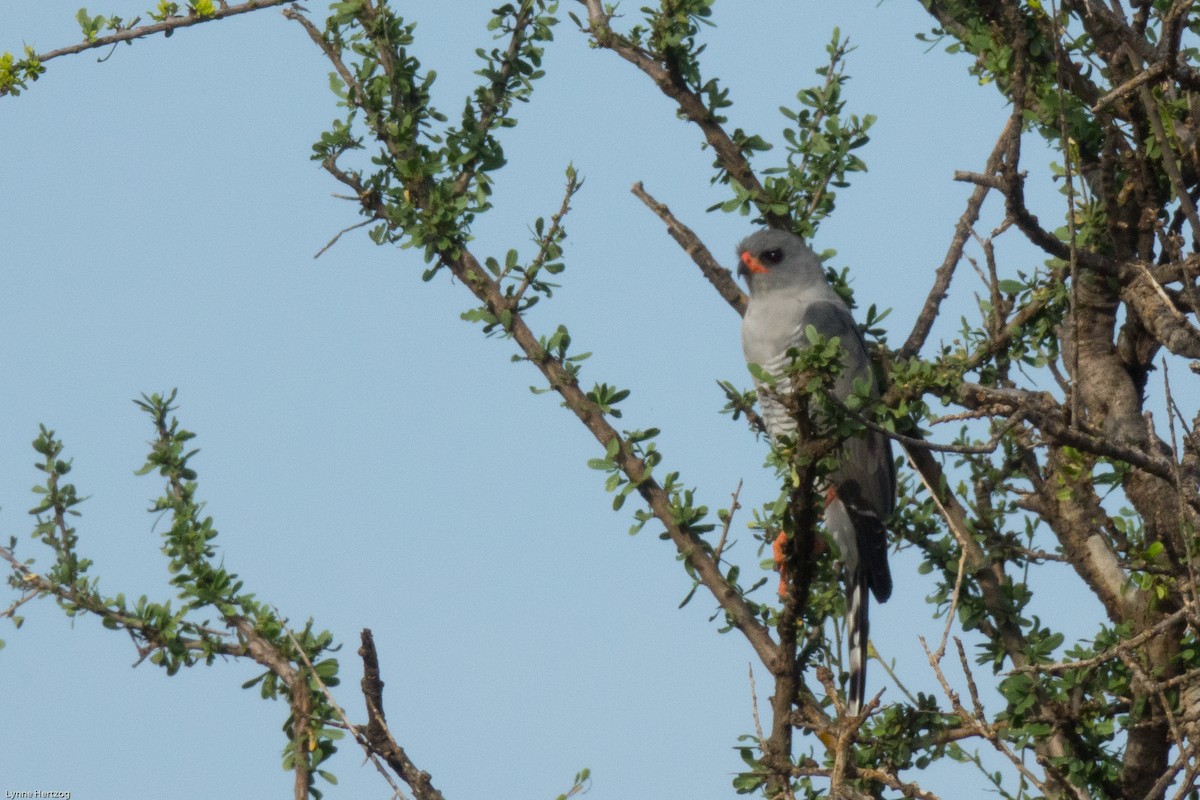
[
  {"xmin": 631, "ymin": 181, "xmax": 746, "ymax": 315},
  {"xmin": 358, "ymin": 629, "xmax": 445, "ymax": 800},
  {"xmin": 580, "ymin": 1, "xmax": 787, "ymax": 229},
  {"xmin": 901, "ymin": 118, "xmax": 1016, "ymax": 358},
  {"xmin": 34, "ymin": 0, "xmax": 293, "ymax": 65}
]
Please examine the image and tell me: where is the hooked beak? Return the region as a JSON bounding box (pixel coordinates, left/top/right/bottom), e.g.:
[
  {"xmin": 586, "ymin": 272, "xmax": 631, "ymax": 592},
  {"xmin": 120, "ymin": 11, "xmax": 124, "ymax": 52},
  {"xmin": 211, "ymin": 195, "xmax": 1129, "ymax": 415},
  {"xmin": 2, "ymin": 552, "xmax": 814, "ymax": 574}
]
[{"xmin": 738, "ymin": 251, "xmax": 767, "ymax": 279}]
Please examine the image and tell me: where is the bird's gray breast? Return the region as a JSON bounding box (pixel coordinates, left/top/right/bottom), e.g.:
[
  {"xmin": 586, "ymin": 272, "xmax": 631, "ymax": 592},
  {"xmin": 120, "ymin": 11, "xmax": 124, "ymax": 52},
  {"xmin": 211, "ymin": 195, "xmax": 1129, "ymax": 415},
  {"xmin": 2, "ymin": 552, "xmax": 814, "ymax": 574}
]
[
  {"xmin": 741, "ymin": 291, "xmax": 840, "ymax": 441},
  {"xmin": 734, "ymin": 289, "xmax": 849, "ymax": 441}
]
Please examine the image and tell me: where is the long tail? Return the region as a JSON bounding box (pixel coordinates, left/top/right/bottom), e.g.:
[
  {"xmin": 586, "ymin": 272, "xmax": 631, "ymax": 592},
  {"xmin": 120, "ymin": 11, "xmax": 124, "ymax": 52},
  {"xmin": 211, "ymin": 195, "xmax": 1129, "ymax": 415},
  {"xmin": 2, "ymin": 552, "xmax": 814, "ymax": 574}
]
[{"xmin": 846, "ymin": 570, "xmax": 870, "ymax": 715}]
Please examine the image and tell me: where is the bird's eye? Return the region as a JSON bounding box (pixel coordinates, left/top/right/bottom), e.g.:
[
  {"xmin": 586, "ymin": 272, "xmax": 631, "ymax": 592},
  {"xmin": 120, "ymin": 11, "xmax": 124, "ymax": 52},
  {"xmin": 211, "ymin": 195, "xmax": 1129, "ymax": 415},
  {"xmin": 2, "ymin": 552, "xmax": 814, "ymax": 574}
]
[{"xmin": 761, "ymin": 248, "xmax": 784, "ymax": 265}]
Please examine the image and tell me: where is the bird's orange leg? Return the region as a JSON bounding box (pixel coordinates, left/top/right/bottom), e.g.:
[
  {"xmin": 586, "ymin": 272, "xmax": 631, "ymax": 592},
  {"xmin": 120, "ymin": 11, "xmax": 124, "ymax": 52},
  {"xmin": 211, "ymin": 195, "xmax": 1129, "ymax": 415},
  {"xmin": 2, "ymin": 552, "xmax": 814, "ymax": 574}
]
[
  {"xmin": 772, "ymin": 531, "xmax": 790, "ymax": 597},
  {"xmin": 772, "ymin": 529, "xmax": 829, "ymax": 597}
]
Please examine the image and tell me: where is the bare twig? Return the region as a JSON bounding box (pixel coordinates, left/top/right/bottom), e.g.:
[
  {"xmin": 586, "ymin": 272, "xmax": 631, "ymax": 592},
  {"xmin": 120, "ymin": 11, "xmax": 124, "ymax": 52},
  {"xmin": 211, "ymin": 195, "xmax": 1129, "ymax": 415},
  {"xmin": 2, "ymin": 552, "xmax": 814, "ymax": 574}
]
[
  {"xmin": 951, "ymin": 171, "xmax": 1119, "ymax": 276},
  {"xmin": 872, "ymin": 652, "xmax": 921, "ymax": 707},
  {"xmin": 901, "ymin": 116, "xmax": 1016, "ymax": 358},
  {"xmin": 748, "ymin": 663, "xmax": 766, "ymax": 744},
  {"xmin": 359, "ymin": 630, "xmax": 445, "ymax": 800},
  {"xmin": 282, "ymin": 623, "xmax": 407, "ymax": 800},
  {"xmin": 1162, "ymin": 361, "xmax": 1199, "ymax": 608},
  {"xmin": 0, "ymin": 586, "xmax": 40, "ymax": 621},
  {"xmin": 921, "ymin": 634, "xmax": 1054, "ymax": 798},
  {"xmin": 631, "ymin": 182, "xmax": 747, "ymax": 315},
  {"xmin": 857, "ymin": 767, "xmax": 944, "ymax": 800},
  {"xmin": 712, "ymin": 480, "xmax": 743, "ymax": 566},
  {"xmin": 1091, "ymin": 60, "xmax": 1168, "ymax": 112},
  {"xmin": 936, "ymin": 548, "xmax": 969, "ymax": 661},
  {"xmin": 314, "ymin": 218, "xmax": 375, "ymax": 259}
]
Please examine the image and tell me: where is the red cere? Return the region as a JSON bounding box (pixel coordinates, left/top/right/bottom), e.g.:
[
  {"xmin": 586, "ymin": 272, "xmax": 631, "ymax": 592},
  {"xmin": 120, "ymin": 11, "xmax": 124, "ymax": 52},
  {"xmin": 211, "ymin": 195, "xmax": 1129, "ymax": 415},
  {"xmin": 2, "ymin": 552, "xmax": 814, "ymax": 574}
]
[{"xmin": 741, "ymin": 251, "xmax": 769, "ymax": 274}]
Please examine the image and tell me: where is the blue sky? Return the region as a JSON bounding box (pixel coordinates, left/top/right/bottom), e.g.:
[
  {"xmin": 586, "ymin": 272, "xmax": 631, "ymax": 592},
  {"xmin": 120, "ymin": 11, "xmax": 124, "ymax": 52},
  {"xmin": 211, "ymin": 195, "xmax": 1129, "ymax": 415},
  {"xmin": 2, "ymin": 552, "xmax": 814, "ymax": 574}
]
[{"xmin": 0, "ymin": 2, "xmax": 1085, "ymax": 798}]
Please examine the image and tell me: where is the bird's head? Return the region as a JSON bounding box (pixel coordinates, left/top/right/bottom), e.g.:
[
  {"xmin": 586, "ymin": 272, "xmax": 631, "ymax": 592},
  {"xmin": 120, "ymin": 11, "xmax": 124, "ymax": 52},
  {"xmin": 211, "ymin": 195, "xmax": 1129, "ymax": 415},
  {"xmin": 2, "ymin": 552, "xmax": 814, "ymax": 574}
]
[{"xmin": 736, "ymin": 229, "xmax": 825, "ymax": 295}]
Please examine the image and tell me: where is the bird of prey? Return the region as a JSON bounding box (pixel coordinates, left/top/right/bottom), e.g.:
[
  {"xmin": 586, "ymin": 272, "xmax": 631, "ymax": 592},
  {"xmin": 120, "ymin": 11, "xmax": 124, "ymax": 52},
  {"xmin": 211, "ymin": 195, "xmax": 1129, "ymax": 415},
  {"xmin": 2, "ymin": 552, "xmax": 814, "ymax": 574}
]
[{"xmin": 738, "ymin": 228, "xmax": 894, "ymax": 714}]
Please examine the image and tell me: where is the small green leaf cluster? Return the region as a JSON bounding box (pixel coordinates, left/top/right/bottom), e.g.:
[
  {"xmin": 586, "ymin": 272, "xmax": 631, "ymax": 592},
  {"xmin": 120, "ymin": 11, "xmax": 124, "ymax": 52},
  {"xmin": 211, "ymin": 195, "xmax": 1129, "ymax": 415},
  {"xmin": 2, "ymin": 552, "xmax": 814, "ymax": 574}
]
[
  {"xmin": 17, "ymin": 421, "xmax": 231, "ymax": 673},
  {"xmin": 1049, "ymin": 158, "xmax": 1111, "ymax": 254},
  {"xmin": 586, "ymin": 383, "xmax": 630, "ymax": 418},
  {"xmin": 586, "ymin": 429, "xmax": 661, "ymax": 516},
  {"xmin": 854, "ymin": 692, "xmax": 968, "ymax": 775},
  {"xmin": 0, "ymin": 47, "xmax": 44, "ymax": 97},
  {"xmin": 134, "ymin": 391, "xmax": 253, "ymax": 617},
  {"xmin": 189, "ymin": 1, "xmax": 216, "ymax": 19},
  {"xmin": 467, "ymin": 165, "xmax": 580, "ymax": 329},
  {"xmin": 766, "ymin": 30, "xmax": 874, "ymax": 238},
  {"xmin": 75, "ymin": 7, "xmax": 147, "ymax": 42},
  {"xmin": 732, "ymin": 737, "xmax": 767, "ymax": 795},
  {"xmin": 455, "ymin": 3, "xmax": 557, "ymax": 174},
  {"xmin": 886, "ymin": 354, "xmax": 962, "ymax": 408},
  {"xmin": 76, "ymin": 8, "xmax": 107, "ymax": 41},
  {"xmin": 149, "ymin": 2, "xmax": 181, "ymax": 22},
  {"xmin": 716, "ymin": 379, "xmax": 758, "ymax": 425},
  {"xmin": 625, "ymin": 0, "xmax": 716, "ymax": 93},
  {"xmin": 28, "ymin": 426, "xmax": 92, "ymax": 589},
  {"xmin": 518, "ymin": 323, "xmax": 592, "ymax": 385},
  {"xmin": 711, "ymin": 30, "xmax": 874, "ymax": 238},
  {"xmin": 753, "ymin": 326, "xmax": 846, "ymax": 398},
  {"xmin": 982, "ymin": 269, "xmax": 1068, "ymax": 382},
  {"xmin": 553, "ymin": 766, "xmax": 591, "ymax": 800},
  {"xmin": 923, "ymin": 4, "xmax": 1102, "ymax": 158}
]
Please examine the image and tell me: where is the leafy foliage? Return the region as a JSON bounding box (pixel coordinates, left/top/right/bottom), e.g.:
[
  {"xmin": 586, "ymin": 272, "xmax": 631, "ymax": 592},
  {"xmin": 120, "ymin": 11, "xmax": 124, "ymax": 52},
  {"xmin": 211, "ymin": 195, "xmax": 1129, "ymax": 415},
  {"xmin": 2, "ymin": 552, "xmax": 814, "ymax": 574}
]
[
  {"xmin": 7, "ymin": 1, "xmax": 1200, "ymax": 799},
  {"xmin": 5, "ymin": 393, "xmax": 345, "ymax": 797}
]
